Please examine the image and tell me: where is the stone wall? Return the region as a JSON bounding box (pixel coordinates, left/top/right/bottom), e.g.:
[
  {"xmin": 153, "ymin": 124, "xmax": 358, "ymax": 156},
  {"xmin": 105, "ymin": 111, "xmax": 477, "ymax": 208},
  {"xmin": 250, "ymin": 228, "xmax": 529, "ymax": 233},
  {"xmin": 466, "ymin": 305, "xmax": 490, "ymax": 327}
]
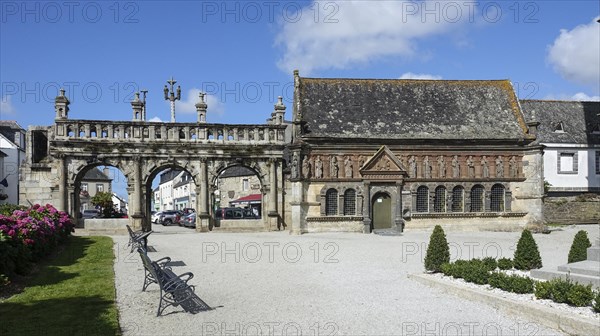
[{"xmin": 543, "ymin": 195, "xmax": 600, "ymax": 224}]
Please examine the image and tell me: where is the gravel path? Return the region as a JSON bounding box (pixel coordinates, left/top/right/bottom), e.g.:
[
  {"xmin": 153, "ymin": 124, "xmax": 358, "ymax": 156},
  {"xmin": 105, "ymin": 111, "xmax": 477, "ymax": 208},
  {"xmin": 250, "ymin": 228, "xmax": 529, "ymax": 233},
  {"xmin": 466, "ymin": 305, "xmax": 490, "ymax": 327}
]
[{"xmin": 113, "ymin": 224, "xmax": 599, "ymax": 335}]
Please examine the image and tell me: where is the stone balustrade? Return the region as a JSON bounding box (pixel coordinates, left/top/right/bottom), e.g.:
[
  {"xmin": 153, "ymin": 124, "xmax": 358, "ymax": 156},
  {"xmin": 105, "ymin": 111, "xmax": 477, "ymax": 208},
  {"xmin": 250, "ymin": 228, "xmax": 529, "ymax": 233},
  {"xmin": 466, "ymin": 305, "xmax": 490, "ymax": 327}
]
[{"xmin": 53, "ymin": 120, "xmax": 287, "ymax": 144}]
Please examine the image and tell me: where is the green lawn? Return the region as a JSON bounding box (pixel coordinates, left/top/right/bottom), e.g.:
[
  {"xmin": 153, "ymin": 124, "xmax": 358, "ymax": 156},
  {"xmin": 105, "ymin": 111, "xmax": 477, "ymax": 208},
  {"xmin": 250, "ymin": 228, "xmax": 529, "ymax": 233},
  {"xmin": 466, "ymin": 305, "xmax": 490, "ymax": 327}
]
[{"xmin": 0, "ymin": 236, "xmax": 120, "ymax": 336}]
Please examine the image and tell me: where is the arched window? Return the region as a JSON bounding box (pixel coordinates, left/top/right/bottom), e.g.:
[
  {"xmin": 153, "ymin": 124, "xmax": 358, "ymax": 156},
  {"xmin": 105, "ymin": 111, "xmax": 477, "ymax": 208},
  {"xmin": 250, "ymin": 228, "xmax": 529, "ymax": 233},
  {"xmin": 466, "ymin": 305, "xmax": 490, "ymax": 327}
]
[
  {"xmin": 343, "ymin": 189, "xmax": 356, "ymax": 215},
  {"xmin": 325, "ymin": 189, "xmax": 338, "ymax": 216},
  {"xmin": 434, "ymin": 186, "xmax": 446, "ymax": 213},
  {"xmin": 416, "ymin": 186, "xmax": 429, "ymax": 213},
  {"xmin": 452, "ymin": 186, "xmax": 464, "ymax": 212},
  {"xmin": 470, "ymin": 185, "xmax": 484, "ymax": 212},
  {"xmin": 491, "ymin": 184, "xmax": 505, "ymax": 212}
]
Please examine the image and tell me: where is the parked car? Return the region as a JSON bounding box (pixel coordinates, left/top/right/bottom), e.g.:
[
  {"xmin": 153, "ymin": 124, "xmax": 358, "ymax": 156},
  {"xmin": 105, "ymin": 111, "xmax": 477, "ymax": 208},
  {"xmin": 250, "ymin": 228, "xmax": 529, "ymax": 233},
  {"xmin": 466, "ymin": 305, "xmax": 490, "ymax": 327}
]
[
  {"xmin": 82, "ymin": 209, "xmax": 101, "ymax": 219},
  {"xmin": 151, "ymin": 211, "xmax": 163, "ymax": 223},
  {"xmin": 215, "ymin": 207, "xmax": 259, "ymax": 220},
  {"xmin": 180, "ymin": 213, "xmax": 196, "ymax": 228},
  {"xmin": 158, "ymin": 210, "xmax": 181, "ymax": 226}
]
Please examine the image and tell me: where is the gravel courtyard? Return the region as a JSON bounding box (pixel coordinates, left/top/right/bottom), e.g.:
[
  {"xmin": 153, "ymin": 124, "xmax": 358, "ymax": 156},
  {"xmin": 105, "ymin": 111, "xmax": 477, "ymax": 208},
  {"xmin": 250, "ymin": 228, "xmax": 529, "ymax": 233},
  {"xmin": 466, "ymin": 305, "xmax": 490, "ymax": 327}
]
[{"xmin": 113, "ymin": 225, "xmax": 599, "ymax": 336}]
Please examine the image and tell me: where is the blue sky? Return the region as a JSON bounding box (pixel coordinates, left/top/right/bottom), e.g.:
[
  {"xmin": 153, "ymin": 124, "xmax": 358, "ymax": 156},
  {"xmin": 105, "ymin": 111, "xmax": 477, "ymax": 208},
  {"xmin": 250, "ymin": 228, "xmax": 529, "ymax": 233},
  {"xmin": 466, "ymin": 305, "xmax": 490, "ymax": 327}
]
[{"xmin": 1, "ymin": 0, "xmax": 599, "ymax": 198}]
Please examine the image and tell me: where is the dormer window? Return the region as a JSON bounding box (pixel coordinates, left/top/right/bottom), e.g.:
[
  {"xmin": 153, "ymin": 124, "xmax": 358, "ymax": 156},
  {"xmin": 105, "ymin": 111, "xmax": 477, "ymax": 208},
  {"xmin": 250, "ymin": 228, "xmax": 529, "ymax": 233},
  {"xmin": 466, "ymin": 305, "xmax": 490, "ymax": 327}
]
[
  {"xmin": 591, "ymin": 123, "xmax": 600, "ymax": 134},
  {"xmin": 554, "ymin": 122, "xmax": 565, "ymax": 133}
]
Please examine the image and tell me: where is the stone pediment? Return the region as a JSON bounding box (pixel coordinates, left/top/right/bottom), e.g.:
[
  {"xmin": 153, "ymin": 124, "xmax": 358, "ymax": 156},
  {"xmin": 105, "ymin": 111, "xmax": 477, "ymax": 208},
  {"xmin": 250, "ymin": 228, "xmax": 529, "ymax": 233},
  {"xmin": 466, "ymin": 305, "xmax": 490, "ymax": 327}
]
[{"xmin": 360, "ymin": 146, "xmax": 407, "ymax": 178}]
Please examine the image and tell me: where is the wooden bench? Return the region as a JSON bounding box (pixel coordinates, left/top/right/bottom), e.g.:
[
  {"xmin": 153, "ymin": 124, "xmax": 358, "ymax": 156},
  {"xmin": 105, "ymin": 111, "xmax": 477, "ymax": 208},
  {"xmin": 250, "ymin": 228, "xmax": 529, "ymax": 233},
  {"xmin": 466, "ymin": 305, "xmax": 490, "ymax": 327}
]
[
  {"xmin": 137, "ymin": 247, "xmax": 211, "ymax": 316},
  {"xmin": 126, "ymin": 225, "xmax": 152, "ymax": 252}
]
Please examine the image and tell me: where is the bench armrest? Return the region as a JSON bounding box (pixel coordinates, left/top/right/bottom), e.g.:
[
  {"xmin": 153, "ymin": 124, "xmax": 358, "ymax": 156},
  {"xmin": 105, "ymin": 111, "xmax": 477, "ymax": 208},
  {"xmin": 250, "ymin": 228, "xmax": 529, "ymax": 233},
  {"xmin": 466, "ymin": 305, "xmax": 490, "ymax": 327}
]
[{"xmin": 155, "ymin": 256, "xmax": 172, "ymax": 267}]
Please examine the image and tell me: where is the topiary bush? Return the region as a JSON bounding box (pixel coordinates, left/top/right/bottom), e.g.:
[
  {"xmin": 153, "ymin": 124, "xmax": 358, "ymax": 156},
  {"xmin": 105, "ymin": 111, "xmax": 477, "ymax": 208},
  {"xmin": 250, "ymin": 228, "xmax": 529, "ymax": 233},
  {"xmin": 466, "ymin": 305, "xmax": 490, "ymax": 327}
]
[
  {"xmin": 497, "ymin": 258, "xmax": 513, "ymax": 270},
  {"xmin": 567, "ymin": 230, "xmax": 592, "ymax": 263},
  {"xmin": 513, "ymin": 229, "xmax": 543, "ymax": 270},
  {"xmin": 424, "ymin": 225, "xmax": 450, "ymax": 273}
]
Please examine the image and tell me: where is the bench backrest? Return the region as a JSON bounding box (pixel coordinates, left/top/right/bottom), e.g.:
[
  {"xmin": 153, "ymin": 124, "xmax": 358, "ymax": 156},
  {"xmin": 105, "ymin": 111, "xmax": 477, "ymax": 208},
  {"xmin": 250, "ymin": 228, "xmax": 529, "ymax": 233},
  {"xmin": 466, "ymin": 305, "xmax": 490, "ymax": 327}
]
[{"xmin": 137, "ymin": 248, "xmax": 164, "ymax": 286}]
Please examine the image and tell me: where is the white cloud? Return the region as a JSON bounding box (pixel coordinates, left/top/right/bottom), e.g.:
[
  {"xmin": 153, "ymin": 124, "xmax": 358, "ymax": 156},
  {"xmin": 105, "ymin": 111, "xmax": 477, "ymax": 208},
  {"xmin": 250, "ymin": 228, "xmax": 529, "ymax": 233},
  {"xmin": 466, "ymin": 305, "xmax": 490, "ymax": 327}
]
[
  {"xmin": 543, "ymin": 92, "xmax": 600, "ymax": 101},
  {"xmin": 547, "ymin": 17, "xmax": 600, "ymax": 88},
  {"xmin": 0, "ymin": 96, "xmax": 16, "ymax": 116},
  {"xmin": 276, "ymin": 1, "xmax": 473, "ymax": 74},
  {"xmin": 399, "ymin": 72, "xmax": 442, "ymax": 80},
  {"xmin": 171, "ymin": 88, "xmax": 225, "ymax": 117},
  {"xmin": 148, "ymin": 116, "xmax": 162, "ymax": 122}
]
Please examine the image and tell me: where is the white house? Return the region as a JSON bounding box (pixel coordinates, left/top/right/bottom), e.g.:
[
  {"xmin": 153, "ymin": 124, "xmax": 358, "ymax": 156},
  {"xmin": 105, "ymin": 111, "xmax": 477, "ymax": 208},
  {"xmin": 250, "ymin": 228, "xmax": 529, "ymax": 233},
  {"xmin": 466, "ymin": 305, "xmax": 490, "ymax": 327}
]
[
  {"xmin": 0, "ymin": 121, "xmax": 26, "ymax": 205},
  {"xmin": 112, "ymin": 192, "xmax": 128, "ymax": 213},
  {"xmin": 521, "ymin": 100, "xmax": 600, "ymax": 193}
]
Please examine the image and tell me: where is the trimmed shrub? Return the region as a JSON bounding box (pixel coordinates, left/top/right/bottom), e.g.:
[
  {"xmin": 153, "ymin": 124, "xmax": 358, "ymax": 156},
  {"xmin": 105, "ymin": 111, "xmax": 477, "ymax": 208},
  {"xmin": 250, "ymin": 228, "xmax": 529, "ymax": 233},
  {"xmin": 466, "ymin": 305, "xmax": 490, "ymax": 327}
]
[
  {"xmin": 513, "ymin": 229, "xmax": 543, "ymax": 270},
  {"xmin": 488, "ymin": 272, "xmax": 534, "ymax": 293},
  {"xmin": 567, "ymin": 283, "xmax": 594, "ymax": 307},
  {"xmin": 497, "ymin": 258, "xmax": 513, "ymax": 270},
  {"xmin": 424, "ymin": 225, "xmax": 450, "ymax": 273},
  {"xmin": 461, "ymin": 260, "xmax": 490, "ymax": 285},
  {"xmin": 567, "ymin": 230, "xmax": 592, "ymax": 263},
  {"xmin": 593, "ymin": 291, "xmax": 600, "ymax": 313},
  {"xmin": 482, "ymin": 257, "xmax": 497, "ymax": 271},
  {"xmin": 549, "ymin": 278, "xmax": 572, "ymax": 304},
  {"xmin": 534, "ymin": 281, "xmax": 552, "ymax": 300}
]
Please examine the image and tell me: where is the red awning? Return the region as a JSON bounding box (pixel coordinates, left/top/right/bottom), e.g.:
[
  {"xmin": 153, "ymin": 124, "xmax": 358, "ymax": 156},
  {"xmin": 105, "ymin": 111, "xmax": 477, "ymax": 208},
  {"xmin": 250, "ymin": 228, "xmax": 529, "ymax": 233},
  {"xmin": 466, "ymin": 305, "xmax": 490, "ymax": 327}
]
[{"xmin": 230, "ymin": 194, "xmax": 262, "ymax": 204}]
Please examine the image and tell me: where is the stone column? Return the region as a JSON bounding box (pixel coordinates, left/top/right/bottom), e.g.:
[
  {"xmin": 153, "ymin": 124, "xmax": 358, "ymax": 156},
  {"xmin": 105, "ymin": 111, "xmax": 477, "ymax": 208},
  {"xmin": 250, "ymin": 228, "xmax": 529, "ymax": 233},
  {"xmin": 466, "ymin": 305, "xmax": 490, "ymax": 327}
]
[
  {"xmin": 56, "ymin": 156, "xmax": 67, "ymax": 212},
  {"xmin": 130, "ymin": 158, "xmax": 145, "ymax": 231},
  {"xmin": 362, "ymin": 181, "xmax": 371, "ymax": 233},
  {"xmin": 394, "ymin": 182, "xmax": 404, "ymax": 232},
  {"xmin": 290, "ymin": 181, "xmax": 305, "ymax": 235},
  {"xmin": 267, "ymin": 158, "xmax": 279, "ymax": 230},
  {"xmin": 196, "ymin": 158, "xmax": 210, "ymax": 232}
]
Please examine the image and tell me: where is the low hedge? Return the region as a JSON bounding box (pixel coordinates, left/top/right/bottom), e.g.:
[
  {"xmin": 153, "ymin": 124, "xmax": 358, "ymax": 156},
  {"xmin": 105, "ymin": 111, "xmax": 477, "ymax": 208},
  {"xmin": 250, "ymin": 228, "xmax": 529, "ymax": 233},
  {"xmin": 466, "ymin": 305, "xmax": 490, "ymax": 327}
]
[
  {"xmin": 534, "ymin": 277, "xmax": 595, "ymax": 307},
  {"xmin": 441, "ymin": 258, "xmax": 598, "ymax": 310}
]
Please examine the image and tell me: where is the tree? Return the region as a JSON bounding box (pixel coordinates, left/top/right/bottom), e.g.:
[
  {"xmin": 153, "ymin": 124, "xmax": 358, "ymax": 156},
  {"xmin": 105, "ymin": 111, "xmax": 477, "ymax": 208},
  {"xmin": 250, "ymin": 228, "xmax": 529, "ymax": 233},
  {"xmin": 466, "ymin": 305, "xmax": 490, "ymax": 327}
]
[
  {"xmin": 568, "ymin": 230, "xmax": 592, "ymax": 263},
  {"xmin": 513, "ymin": 229, "xmax": 543, "ymax": 270},
  {"xmin": 91, "ymin": 192, "xmax": 114, "ymax": 218},
  {"xmin": 424, "ymin": 225, "xmax": 450, "ymax": 273}
]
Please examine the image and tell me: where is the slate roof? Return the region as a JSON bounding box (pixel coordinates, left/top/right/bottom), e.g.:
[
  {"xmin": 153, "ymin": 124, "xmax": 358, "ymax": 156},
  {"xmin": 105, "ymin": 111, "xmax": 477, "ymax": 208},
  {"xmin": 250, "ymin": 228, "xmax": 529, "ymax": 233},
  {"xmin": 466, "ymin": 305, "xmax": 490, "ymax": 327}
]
[
  {"xmin": 219, "ymin": 166, "xmax": 255, "ymax": 178},
  {"xmin": 159, "ymin": 169, "xmax": 181, "ymax": 184},
  {"xmin": 83, "ymin": 167, "xmax": 111, "ymax": 181},
  {"xmin": 520, "ymin": 100, "xmax": 600, "ymax": 145},
  {"xmin": 0, "ymin": 149, "xmax": 6, "ymax": 157},
  {"xmin": 296, "ymin": 77, "xmax": 531, "ymax": 141}
]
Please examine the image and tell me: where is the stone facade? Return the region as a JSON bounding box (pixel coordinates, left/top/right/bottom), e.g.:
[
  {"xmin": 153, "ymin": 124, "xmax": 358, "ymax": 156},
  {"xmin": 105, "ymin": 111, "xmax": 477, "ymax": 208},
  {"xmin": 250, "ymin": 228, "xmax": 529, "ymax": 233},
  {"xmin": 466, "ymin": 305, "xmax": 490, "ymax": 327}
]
[
  {"xmin": 19, "ymin": 89, "xmax": 288, "ymax": 232},
  {"xmin": 287, "ymin": 73, "xmax": 545, "ymax": 234},
  {"xmin": 21, "ymin": 75, "xmax": 562, "ymax": 234}
]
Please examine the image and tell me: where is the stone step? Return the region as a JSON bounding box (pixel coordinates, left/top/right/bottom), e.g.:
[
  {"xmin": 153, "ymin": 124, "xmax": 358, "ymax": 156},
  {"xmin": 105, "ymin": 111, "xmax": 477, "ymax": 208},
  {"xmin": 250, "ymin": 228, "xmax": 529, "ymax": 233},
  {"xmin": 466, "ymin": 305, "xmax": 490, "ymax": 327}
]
[
  {"xmin": 531, "ymin": 269, "xmax": 600, "ymax": 289},
  {"xmin": 587, "ymin": 245, "xmax": 600, "ymax": 262},
  {"xmin": 557, "ymin": 260, "xmax": 600, "ymax": 277}
]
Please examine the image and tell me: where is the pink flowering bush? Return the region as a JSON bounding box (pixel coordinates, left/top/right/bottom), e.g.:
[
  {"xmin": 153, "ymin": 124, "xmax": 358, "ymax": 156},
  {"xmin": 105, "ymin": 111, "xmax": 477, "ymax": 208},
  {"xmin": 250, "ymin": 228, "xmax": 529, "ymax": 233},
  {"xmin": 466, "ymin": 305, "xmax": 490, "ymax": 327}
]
[{"xmin": 0, "ymin": 204, "xmax": 74, "ymax": 283}]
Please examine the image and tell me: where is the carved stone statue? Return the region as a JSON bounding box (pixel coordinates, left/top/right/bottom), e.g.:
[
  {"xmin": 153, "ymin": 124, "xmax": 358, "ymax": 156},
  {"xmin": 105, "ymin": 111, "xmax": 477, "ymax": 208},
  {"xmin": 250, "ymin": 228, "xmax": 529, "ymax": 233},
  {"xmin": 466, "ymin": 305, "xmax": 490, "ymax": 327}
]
[
  {"xmin": 358, "ymin": 155, "xmax": 365, "ymax": 169},
  {"xmin": 437, "ymin": 155, "xmax": 445, "ymax": 178},
  {"xmin": 330, "ymin": 156, "xmax": 338, "ymax": 178},
  {"xmin": 467, "ymin": 156, "xmax": 475, "ymax": 178},
  {"xmin": 291, "ymin": 153, "xmax": 299, "ymax": 179},
  {"xmin": 409, "ymin": 155, "xmax": 417, "ymax": 178},
  {"xmin": 481, "ymin": 156, "xmax": 489, "ymax": 178},
  {"xmin": 315, "ymin": 156, "xmax": 323, "ymax": 179},
  {"xmin": 302, "ymin": 156, "xmax": 311, "ymax": 178},
  {"xmin": 495, "ymin": 156, "xmax": 504, "ymax": 178},
  {"xmin": 344, "ymin": 156, "xmax": 353, "ymax": 178},
  {"xmin": 509, "ymin": 156, "xmax": 518, "ymax": 178},
  {"xmin": 452, "ymin": 155, "xmax": 460, "ymax": 178},
  {"xmin": 423, "ymin": 156, "xmax": 432, "ymax": 179}
]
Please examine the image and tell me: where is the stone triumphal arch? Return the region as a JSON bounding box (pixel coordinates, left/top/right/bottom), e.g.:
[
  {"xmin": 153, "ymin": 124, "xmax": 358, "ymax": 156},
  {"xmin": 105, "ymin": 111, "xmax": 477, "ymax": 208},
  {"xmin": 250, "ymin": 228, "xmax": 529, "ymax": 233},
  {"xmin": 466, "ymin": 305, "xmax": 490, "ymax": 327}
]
[{"xmin": 20, "ymin": 89, "xmax": 289, "ymax": 231}]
